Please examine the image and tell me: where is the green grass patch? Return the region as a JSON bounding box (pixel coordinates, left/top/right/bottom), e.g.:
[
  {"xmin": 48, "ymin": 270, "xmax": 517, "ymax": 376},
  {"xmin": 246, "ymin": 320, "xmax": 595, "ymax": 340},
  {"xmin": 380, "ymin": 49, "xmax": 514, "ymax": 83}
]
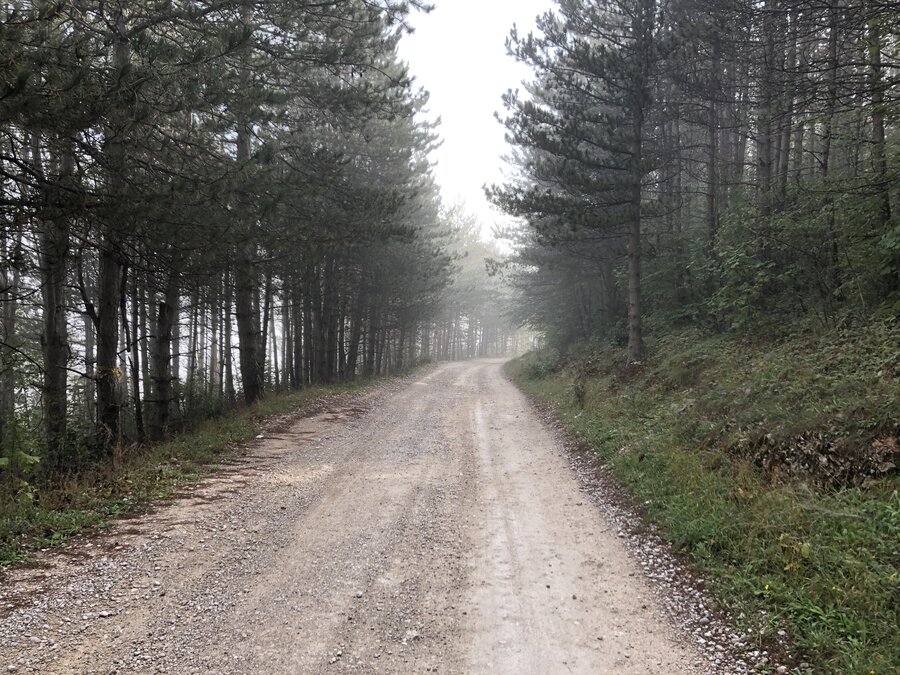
[
  {"xmin": 0, "ymin": 379, "xmax": 372, "ymax": 567},
  {"xmin": 507, "ymin": 319, "xmax": 899, "ymax": 674}
]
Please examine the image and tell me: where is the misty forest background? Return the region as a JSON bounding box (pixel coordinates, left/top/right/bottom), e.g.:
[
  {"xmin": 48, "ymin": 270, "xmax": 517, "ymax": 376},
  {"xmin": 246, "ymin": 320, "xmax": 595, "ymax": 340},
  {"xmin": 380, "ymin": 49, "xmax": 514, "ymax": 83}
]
[
  {"xmin": 1, "ymin": 1, "xmax": 517, "ymax": 479},
  {"xmin": 492, "ymin": 0, "xmax": 897, "ymax": 355}
]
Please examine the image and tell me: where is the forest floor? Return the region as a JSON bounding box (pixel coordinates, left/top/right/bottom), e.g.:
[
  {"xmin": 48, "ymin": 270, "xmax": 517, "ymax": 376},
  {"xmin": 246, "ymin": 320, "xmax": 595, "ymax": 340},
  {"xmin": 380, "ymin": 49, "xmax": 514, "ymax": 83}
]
[{"xmin": 0, "ymin": 359, "xmax": 762, "ymax": 674}]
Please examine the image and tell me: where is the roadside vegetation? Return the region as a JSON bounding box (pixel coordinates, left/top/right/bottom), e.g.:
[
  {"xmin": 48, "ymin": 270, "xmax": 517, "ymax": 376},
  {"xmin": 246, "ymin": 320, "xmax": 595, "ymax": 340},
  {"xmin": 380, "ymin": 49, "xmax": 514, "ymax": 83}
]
[
  {"xmin": 507, "ymin": 318, "xmax": 899, "ymax": 674},
  {"xmin": 0, "ymin": 379, "xmax": 372, "ymax": 568}
]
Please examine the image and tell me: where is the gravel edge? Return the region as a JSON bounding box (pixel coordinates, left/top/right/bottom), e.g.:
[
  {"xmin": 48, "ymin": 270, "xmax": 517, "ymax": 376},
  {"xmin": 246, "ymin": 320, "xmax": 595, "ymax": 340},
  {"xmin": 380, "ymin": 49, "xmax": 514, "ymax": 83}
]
[{"xmin": 511, "ymin": 380, "xmax": 802, "ymax": 675}]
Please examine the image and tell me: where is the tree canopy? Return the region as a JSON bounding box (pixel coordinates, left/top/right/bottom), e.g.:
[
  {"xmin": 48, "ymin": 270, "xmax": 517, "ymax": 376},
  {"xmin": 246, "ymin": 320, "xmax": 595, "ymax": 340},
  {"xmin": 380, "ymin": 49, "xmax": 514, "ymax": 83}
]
[
  {"xmin": 0, "ymin": 1, "xmax": 515, "ymax": 477},
  {"xmin": 491, "ymin": 0, "xmax": 898, "ymax": 358}
]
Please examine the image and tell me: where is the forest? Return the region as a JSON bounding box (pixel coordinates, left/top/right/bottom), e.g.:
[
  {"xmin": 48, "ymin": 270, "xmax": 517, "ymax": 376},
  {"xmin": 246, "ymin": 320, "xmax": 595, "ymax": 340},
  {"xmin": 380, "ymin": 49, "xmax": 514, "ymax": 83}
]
[
  {"xmin": 492, "ymin": 0, "xmax": 897, "ymax": 353},
  {"xmin": 0, "ymin": 1, "xmax": 515, "ymax": 483},
  {"xmin": 0, "ymin": 0, "xmax": 898, "ymax": 671}
]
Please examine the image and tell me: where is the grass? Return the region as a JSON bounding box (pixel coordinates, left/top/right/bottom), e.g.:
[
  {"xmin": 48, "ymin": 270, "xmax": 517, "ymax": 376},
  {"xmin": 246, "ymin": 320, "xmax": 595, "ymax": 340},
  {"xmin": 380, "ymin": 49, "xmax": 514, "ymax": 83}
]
[
  {"xmin": 0, "ymin": 379, "xmax": 374, "ymax": 568},
  {"xmin": 506, "ymin": 319, "xmax": 899, "ymax": 675}
]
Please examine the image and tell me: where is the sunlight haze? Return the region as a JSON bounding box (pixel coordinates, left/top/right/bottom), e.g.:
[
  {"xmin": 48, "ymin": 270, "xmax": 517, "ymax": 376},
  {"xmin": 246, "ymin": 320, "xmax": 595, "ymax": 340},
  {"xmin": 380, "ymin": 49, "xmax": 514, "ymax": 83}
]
[{"xmin": 398, "ymin": 0, "xmax": 551, "ymax": 236}]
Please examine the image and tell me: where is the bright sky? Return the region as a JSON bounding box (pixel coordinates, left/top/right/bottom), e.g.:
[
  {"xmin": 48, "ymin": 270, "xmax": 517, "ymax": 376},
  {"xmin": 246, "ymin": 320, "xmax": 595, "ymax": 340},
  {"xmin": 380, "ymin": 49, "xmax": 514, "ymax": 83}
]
[{"xmin": 397, "ymin": 0, "xmax": 551, "ymax": 237}]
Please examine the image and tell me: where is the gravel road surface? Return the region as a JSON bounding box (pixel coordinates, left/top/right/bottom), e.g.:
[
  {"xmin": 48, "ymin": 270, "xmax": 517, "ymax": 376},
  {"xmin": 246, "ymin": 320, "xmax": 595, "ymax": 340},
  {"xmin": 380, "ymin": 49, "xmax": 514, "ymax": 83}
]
[{"xmin": 0, "ymin": 359, "xmax": 703, "ymax": 674}]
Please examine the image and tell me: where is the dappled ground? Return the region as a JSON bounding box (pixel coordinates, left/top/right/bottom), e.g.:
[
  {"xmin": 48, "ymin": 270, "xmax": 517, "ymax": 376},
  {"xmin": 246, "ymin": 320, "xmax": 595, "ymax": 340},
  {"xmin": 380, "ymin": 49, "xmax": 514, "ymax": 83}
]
[{"xmin": 1, "ymin": 360, "xmax": 734, "ymax": 674}]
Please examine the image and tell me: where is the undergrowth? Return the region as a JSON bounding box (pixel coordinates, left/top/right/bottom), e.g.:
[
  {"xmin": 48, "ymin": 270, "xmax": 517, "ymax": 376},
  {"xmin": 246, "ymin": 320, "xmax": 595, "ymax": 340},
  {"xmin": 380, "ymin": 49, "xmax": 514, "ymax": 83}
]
[
  {"xmin": 0, "ymin": 380, "xmax": 370, "ymax": 567},
  {"xmin": 507, "ymin": 318, "xmax": 899, "ymax": 674}
]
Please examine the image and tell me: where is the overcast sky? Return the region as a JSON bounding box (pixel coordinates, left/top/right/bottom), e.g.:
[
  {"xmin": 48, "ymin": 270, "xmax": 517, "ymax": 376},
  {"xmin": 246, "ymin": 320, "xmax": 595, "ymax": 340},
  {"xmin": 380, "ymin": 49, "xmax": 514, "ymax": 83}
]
[{"xmin": 397, "ymin": 0, "xmax": 551, "ymax": 236}]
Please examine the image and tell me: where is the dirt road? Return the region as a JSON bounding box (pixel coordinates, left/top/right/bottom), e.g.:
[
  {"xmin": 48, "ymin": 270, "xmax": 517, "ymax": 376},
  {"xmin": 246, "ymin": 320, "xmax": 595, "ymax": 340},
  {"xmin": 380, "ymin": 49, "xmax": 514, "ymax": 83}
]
[{"xmin": 0, "ymin": 360, "xmax": 702, "ymax": 674}]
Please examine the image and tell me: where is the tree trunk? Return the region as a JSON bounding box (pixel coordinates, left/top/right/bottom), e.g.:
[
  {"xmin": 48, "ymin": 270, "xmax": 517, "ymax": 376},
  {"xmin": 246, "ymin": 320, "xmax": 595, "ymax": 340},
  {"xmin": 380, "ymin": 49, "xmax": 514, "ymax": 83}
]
[
  {"xmin": 323, "ymin": 259, "xmax": 337, "ymax": 382},
  {"xmin": 149, "ymin": 273, "xmax": 179, "ymax": 442},
  {"xmin": 626, "ymin": 3, "xmax": 650, "ymax": 364},
  {"xmin": 364, "ymin": 304, "xmax": 378, "ymax": 378},
  {"xmin": 375, "ymin": 320, "xmax": 385, "ymax": 375},
  {"xmin": 199, "ymin": 288, "xmax": 208, "ymax": 392},
  {"xmin": 96, "ymin": 241, "xmax": 122, "ymax": 447},
  {"xmin": 776, "ymin": 12, "xmax": 796, "ymax": 207},
  {"xmin": 186, "ymin": 286, "xmax": 199, "ymax": 414},
  {"xmin": 97, "ymin": 8, "xmax": 130, "ymax": 448},
  {"xmin": 284, "ymin": 295, "xmax": 294, "ymax": 388},
  {"xmin": 756, "ymin": 1, "xmax": 777, "ymax": 251},
  {"xmin": 260, "ymin": 270, "xmax": 272, "ymax": 387},
  {"xmin": 420, "ymin": 322, "xmax": 431, "ymax": 363},
  {"xmin": 138, "ymin": 279, "xmax": 150, "ymax": 398},
  {"xmin": 209, "ymin": 282, "xmax": 219, "ymax": 399},
  {"xmin": 123, "ymin": 267, "xmax": 144, "ymax": 442},
  {"xmin": 171, "ymin": 298, "xmax": 181, "ymax": 391},
  {"xmin": 235, "ymin": 243, "xmax": 263, "ymax": 403},
  {"xmin": 291, "ymin": 281, "xmax": 303, "ymax": 388},
  {"xmin": 821, "ymin": 3, "xmax": 839, "ymax": 180},
  {"xmin": 626, "ymin": 193, "xmax": 643, "ymax": 364},
  {"xmin": 312, "ymin": 264, "xmax": 328, "ymax": 383},
  {"xmin": 396, "ymin": 323, "xmax": 406, "ymax": 372},
  {"xmin": 269, "ymin": 293, "xmax": 279, "ymax": 390},
  {"xmin": 0, "ymin": 232, "xmax": 20, "ymax": 451},
  {"xmin": 217, "ymin": 283, "xmax": 226, "ymax": 402},
  {"xmin": 76, "ymin": 250, "xmax": 98, "ymax": 423},
  {"xmin": 303, "ymin": 280, "xmax": 313, "ymax": 385},
  {"xmin": 868, "ymin": 16, "xmax": 891, "ymax": 228},
  {"xmin": 337, "ymin": 306, "xmax": 347, "ymax": 380},
  {"xmin": 821, "ymin": 2, "xmax": 842, "ymax": 300},
  {"xmin": 408, "ymin": 323, "xmax": 417, "ymax": 366},
  {"xmin": 224, "ymin": 270, "xmax": 236, "ymax": 405},
  {"xmin": 707, "ymin": 34, "xmax": 720, "ymax": 249},
  {"xmin": 36, "ymin": 134, "xmax": 72, "ymax": 468}
]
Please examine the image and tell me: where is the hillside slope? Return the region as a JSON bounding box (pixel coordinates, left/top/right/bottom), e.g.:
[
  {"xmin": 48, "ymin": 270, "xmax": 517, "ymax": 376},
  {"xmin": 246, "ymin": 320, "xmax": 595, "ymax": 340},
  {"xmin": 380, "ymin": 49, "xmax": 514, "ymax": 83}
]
[{"xmin": 507, "ymin": 320, "xmax": 899, "ymax": 674}]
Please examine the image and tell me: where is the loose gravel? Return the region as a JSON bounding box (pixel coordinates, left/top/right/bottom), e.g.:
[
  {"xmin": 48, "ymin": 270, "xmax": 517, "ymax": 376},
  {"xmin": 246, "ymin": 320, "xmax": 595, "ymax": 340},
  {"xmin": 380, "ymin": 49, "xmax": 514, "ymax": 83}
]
[{"xmin": 0, "ymin": 360, "xmax": 774, "ymax": 673}]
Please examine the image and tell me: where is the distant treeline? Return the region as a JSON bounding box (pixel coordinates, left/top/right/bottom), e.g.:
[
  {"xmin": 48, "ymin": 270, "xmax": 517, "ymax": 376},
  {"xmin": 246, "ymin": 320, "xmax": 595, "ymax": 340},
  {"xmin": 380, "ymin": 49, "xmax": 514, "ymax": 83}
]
[
  {"xmin": 0, "ymin": 2, "xmax": 513, "ymax": 476},
  {"xmin": 491, "ymin": 0, "xmax": 898, "ymax": 356}
]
